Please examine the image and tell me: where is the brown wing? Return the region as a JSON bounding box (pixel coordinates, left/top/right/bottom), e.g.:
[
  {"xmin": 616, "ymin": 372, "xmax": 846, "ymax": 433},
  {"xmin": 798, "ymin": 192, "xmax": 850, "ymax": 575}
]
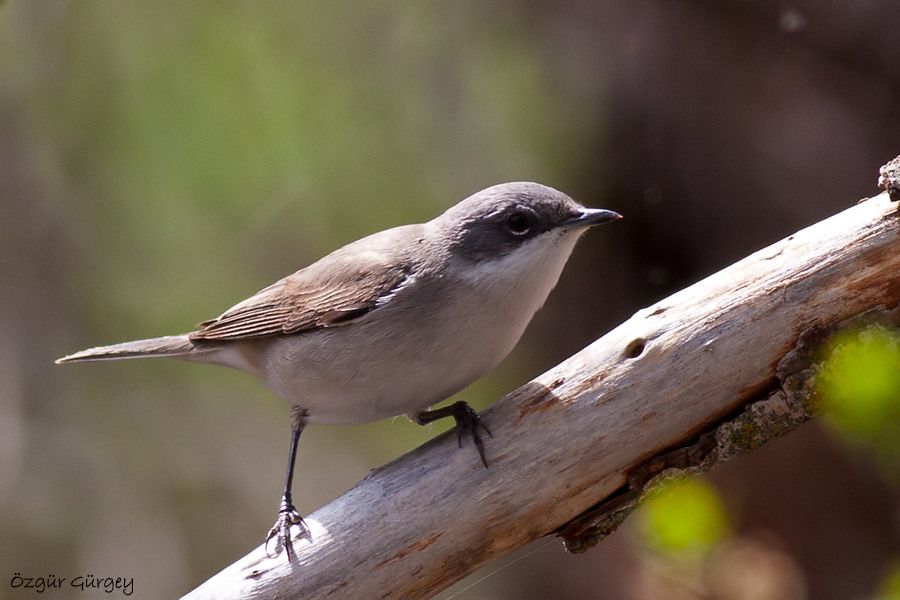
[
  {"xmin": 190, "ymin": 266, "xmax": 412, "ymax": 341},
  {"xmin": 189, "ymin": 231, "xmax": 418, "ymax": 342}
]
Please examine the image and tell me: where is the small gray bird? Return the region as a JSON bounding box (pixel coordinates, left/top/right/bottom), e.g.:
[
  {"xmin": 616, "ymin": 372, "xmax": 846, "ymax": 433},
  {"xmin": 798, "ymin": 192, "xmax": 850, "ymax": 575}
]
[{"xmin": 57, "ymin": 182, "xmax": 621, "ymax": 559}]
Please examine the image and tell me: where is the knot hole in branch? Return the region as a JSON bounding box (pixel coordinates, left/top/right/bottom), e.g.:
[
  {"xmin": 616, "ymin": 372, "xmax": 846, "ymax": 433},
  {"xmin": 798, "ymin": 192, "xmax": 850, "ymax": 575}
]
[{"xmin": 623, "ymin": 338, "xmax": 646, "ymax": 359}]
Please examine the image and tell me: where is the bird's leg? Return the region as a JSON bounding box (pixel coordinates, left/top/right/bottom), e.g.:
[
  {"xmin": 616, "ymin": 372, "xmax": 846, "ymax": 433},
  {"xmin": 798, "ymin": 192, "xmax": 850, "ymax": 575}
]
[
  {"xmin": 264, "ymin": 407, "xmax": 309, "ymax": 560},
  {"xmin": 413, "ymin": 401, "xmax": 492, "ymax": 468}
]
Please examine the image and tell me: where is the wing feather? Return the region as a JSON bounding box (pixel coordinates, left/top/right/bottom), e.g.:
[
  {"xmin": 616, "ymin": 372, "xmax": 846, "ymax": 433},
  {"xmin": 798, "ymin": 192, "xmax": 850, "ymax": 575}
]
[{"xmin": 189, "ymin": 254, "xmax": 415, "ymax": 342}]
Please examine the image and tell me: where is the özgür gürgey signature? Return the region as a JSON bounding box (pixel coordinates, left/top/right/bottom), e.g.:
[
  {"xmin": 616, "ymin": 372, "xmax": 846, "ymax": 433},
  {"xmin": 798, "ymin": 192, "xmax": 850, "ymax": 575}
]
[{"xmin": 9, "ymin": 572, "xmax": 133, "ymax": 595}]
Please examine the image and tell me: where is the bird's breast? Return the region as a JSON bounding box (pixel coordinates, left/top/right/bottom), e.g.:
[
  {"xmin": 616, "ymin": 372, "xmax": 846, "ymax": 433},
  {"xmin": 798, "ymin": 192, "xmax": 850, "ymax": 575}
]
[{"xmin": 257, "ymin": 232, "xmax": 580, "ymax": 424}]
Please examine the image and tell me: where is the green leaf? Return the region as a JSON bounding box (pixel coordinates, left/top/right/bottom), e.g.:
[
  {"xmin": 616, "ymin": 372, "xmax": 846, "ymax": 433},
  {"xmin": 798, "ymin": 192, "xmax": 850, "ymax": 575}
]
[{"xmin": 638, "ymin": 477, "xmax": 731, "ymax": 557}]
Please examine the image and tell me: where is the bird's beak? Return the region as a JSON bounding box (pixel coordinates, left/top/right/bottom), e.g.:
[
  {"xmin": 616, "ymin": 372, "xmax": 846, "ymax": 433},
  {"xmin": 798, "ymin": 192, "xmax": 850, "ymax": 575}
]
[{"xmin": 561, "ymin": 208, "xmax": 623, "ymax": 229}]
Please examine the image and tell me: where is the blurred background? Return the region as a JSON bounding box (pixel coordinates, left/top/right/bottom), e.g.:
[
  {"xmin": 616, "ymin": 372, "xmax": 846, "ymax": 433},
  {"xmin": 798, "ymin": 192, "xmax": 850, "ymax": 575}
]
[{"xmin": 1, "ymin": 1, "xmax": 899, "ymax": 598}]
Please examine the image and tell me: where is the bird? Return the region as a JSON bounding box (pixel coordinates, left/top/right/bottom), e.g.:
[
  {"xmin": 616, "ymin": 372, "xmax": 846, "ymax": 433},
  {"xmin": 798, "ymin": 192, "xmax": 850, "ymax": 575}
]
[{"xmin": 56, "ymin": 181, "xmax": 622, "ymax": 559}]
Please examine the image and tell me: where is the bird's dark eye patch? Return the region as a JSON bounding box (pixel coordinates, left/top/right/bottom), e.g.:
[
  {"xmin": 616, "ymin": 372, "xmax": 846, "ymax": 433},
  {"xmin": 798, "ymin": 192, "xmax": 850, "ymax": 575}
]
[
  {"xmin": 506, "ymin": 210, "xmax": 533, "ymax": 236},
  {"xmin": 451, "ymin": 204, "xmax": 548, "ymax": 261}
]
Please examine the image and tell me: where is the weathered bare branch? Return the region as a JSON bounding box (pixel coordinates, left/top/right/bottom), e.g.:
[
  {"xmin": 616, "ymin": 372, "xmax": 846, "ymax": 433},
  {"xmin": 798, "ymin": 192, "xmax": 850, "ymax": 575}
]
[{"xmin": 183, "ymin": 190, "xmax": 900, "ymax": 600}]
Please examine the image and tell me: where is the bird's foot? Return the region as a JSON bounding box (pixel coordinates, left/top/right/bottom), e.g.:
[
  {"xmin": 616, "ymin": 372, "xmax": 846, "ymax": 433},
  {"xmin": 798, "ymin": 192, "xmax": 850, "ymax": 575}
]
[
  {"xmin": 450, "ymin": 401, "xmax": 492, "ymax": 468},
  {"xmin": 264, "ymin": 496, "xmax": 309, "ymax": 561},
  {"xmin": 415, "ymin": 400, "xmax": 492, "ymax": 468}
]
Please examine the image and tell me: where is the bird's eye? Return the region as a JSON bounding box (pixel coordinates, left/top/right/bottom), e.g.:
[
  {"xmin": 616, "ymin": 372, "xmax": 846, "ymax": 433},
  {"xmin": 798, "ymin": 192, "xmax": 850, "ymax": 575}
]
[{"xmin": 506, "ymin": 211, "xmax": 532, "ymax": 236}]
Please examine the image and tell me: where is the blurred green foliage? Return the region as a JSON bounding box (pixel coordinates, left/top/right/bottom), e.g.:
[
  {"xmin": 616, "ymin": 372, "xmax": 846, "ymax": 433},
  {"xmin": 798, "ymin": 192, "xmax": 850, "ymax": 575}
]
[
  {"xmin": 877, "ymin": 559, "xmax": 900, "ymax": 600},
  {"xmin": 2, "ymin": 1, "xmax": 596, "ymax": 337},
  {"xmin": 818, "ymin": 326, "xmax": 900, "ymax": 477},
  {"xmin": 637, "ymin": 477, "xmax": 731, "ymax": 558}
]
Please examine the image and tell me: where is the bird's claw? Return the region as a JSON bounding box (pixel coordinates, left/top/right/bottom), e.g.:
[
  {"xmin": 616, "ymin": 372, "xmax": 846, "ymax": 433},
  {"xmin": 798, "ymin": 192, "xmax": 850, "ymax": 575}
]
[
  {"xmin": 453, "ymin": 402, "xmax": 492, "ymax": 468},
  {"xmin": 264, "ymin": 498, "xmax": 308, "ymax": 561},
  {"xmin": 415, "ymin": 400, "xmax": 493, "ymax": 468}
]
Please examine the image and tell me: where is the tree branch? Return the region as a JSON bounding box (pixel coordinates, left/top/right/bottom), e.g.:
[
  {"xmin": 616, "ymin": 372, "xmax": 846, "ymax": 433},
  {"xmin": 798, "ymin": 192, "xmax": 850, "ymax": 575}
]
[{"xmin": 183, "ymin": 189, "xmax": 900, "ymax": 600}]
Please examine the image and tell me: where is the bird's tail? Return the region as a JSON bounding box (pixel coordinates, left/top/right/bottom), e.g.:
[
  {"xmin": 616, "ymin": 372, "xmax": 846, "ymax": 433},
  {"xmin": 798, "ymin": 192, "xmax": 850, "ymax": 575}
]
[{"xmin": 56, "ymin": 334, "xmax": 202, "ymax": 364}]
